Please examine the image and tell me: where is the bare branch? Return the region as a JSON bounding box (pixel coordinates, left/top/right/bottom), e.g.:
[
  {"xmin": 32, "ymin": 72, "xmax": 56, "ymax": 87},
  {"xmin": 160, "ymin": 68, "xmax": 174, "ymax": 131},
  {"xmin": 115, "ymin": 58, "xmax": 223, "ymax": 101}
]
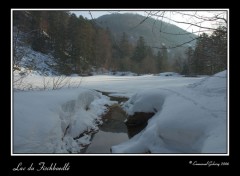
[
  {"xmin": 159, "ymin": 29, "xmax": 213, "ymax": 36},
  {"xmin": 158, "ymin": 15, "xmax": 220, "ymax": 31},
  {"xmin": 130, "ymin": 13, "xmax": 151, "ymax": 30},
  {"xmin": 129, "ymin": 11, "xmax": 162, "ymax": 31},
  {"xmin": 152, "ymin": 37, "xmax": 198, "ymax": 50},
  {"xmin": 159, "ymin": 11, "xmax": 165, "ymax": 33},
  {"xmin": 144, "ymin": 11, "xmax": 227, "ymax": 34},
  {"xmin": 89, "ymin": 11, "xmax": 94, "ymax": 21}
]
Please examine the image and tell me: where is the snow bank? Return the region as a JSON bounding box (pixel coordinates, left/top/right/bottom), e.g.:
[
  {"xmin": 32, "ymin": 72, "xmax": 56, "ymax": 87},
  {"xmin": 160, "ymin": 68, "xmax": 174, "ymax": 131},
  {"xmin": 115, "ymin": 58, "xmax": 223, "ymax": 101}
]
[
  {"xmin": 188, "ymin": 70, "xmax": 227, "ymax": 93},
  {"xmin": 122, "ymin": 89, "xmax": 167, "ymax": 116},
  {"xmin": 158, "ymin": 72, "xmax": 181, "ymax": 77},
  {"xmin": 13, "ymin": 70, "xmax": 226, "ymax": 154},
  {"xmin": 111, "ymin": 71, "xmax": 138, "ymax": 76},
  {"xmin": 14, "ymin": 88, "xmax": 115, "ymax": 153},
  {"xmin": 112, "ymin": 71, "xmax": 227, "ymax": 153}
]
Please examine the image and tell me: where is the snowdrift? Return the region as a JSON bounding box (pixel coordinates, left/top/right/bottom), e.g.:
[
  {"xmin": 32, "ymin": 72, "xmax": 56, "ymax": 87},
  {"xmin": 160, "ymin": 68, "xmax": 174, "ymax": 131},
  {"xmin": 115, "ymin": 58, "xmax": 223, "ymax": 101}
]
[
  {"xmin": 14, "ymin": 89, "xmax": 115, "ymax": 153},
  {"xmin": 112, "ymin": 71, "xmax": 227, "ymax": 153},
  {"xmin": 13, "ymin": 70, "xmax": 227, "ymax": 154}
]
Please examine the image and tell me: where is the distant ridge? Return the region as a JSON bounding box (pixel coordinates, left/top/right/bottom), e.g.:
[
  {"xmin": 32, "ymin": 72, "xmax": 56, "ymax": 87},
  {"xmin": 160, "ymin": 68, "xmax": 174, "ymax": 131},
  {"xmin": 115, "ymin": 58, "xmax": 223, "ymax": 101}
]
[{"xmin": 96, "ymin": 13, "xmax": 196, "ymax": 59}]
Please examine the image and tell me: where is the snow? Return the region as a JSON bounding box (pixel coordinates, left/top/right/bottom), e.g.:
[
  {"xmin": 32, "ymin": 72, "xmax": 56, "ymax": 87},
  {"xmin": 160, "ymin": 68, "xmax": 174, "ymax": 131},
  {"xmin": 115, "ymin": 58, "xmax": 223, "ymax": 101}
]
[
  {"xmin": 13, "ymin": 29, "xmax": 57, "ymax": 76},
  {"xmin": 14, "ymin": 45, "xmax": 58, "ymax": 76},
  {"xmin": 13, "ymin": 70, "xmax": 227, "ymax": 154},
  {"xmin": 122, "ymin": 90, "xmax": 167, "ymax": 115},
  {"xmin": 158, "ymin": 72, "xmax": 181, "ymax": 77},
  {"xmin": 111, "ymin": 71, "xmax": 227, "ymax": 153},
  {"xmin": 13, "ymin": 89, "xmax": 115, "ymax": 153}
]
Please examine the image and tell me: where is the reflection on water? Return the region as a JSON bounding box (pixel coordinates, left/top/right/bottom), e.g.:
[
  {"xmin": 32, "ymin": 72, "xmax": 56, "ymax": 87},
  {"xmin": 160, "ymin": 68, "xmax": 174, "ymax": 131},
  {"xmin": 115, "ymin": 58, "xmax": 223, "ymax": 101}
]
[
  {"xmin": 100, "ymin": 104, "xmax": 128, "ymax": 133},
  {"xmin": 85, "ymin": 104, "xmax": 129, "ymax": 153},
  {"xmin": 86, "ymin": 130, "xmax": 128, "ymax": 153},
  {"xmin": 127, "ymin": 123, "xmax": 148, "ymax": 138},
  {"xmin": 84, "ymin": 94, "xmax": 152, "ymax": 153}
]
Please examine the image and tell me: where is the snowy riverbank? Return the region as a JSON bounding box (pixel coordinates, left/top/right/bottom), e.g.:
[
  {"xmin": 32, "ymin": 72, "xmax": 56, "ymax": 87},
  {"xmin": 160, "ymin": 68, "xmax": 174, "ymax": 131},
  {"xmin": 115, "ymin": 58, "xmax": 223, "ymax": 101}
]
[{"xmin": 13, "ymin": 71, "xmax": 227, "ymax": 154}]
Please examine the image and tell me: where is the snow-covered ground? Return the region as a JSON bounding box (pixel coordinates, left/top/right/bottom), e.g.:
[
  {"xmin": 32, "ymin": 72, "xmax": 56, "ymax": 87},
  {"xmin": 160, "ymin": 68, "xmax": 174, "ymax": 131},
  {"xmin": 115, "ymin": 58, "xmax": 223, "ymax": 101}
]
[
  {"xmin": 13, "ymin": 28, "xmax": 58, "ymax": 76},
  {"xmin": 112, "ymin": 71, "xmax": 227, "ymax": 153},
  {"xmin": 12, "ymin": 71, "xmax": 227, "ymax": 154},
  {"xmin": 14, "ymin": 45, "xmax": 58, "ymax": 76},
  {"xmin": 13, "ymin": 88, "xmax": 115, "ymax": 153}
]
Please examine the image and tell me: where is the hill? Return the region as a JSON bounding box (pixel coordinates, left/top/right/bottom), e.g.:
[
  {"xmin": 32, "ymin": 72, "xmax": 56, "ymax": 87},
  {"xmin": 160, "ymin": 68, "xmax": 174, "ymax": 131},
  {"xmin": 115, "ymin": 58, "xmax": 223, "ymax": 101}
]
[
  {"xmin": 96, "ymin": 13, "xmax": 196, "ymax": 59},
  {"xmin": 13, "ymin": 11, "xmax": 202, "ymax": 75}
]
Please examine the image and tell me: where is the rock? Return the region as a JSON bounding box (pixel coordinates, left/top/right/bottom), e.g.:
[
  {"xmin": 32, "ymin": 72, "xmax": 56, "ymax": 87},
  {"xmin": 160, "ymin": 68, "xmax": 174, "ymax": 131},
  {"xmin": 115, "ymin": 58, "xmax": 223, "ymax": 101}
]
[
  {"xmin": 124, "ymin": 112, "xmax": 155, "ymax": 126},
  {"xmin": 125, "ymin": 112, "xmax": 155, "ymax": 138}
]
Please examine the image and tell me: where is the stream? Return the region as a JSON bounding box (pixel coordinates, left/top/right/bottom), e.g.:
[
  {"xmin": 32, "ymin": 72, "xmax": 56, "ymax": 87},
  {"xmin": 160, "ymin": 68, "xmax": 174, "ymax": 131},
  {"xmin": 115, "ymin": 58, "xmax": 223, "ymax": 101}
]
[
  {"xmin": 85, "ymin": 104, "xmax": 129, "ymax": 153},
  {"xmin": 83, "ymin": 92, "xmax": 151, "ymax": 153}
]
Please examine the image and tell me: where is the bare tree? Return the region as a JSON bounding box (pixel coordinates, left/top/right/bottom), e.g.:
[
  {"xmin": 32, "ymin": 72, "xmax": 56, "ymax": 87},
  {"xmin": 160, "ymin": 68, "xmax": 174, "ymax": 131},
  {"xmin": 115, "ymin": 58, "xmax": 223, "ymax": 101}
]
[
  {"xmin": 13, "ymin": 27, "xmax": 26, "ymax": 72},
  {"xmin": 88, "ymin": 10, "xmax": 227, "ymax": 50},
  {"xmin": 141, "ymin": 10, "xmax": 227, "ymax": 49}
]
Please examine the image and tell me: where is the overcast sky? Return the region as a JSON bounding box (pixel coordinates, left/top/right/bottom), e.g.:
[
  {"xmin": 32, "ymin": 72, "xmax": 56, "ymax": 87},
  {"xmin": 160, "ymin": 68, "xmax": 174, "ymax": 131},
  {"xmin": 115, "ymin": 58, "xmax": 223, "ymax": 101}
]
[{"xmin": 71, "ymin": 10, "xmax": 227, "ymax": 34}]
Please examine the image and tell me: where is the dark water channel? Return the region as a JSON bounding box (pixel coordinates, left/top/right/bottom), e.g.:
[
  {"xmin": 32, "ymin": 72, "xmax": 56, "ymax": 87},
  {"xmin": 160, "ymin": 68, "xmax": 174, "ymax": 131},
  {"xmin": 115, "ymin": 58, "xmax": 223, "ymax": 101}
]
[{"xmin": 84, "ymin": 92, "xmax": 151, "ymax": 153}]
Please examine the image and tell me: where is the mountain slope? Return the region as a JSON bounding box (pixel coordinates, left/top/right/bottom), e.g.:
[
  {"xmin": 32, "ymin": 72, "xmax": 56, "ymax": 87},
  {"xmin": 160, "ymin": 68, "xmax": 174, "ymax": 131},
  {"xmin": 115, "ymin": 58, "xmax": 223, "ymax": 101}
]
[
  {"xmin": 96, "ymin": 13, "xmax": 196, "ymax": 57},
  {"xmin": 13, "ymin": 28, "xmax": 58, "ymax": 76}
]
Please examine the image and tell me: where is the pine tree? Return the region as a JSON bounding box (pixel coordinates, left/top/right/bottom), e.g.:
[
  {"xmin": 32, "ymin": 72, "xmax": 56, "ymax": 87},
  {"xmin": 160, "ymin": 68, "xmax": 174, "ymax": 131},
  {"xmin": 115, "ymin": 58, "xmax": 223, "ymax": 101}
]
[
  {"xmin": 181, "ymin": 60, "xmax": 189, "ymax": 75},
  {"xmin": 192, "ymin": 33, "xmax": 210, "ymax": 74},
  {"xmin": 93, "ymin": 27, "xmax": 112, "ymax": 70},
  {"xmin": 173, "ymin": 56, "xmax": 183, "ymax": 73},
  {"xmin": 185, "ymin": 46, "xmax": 194, "ymax": 75},
  {"xmin": 131, "ymin": 36, "xmax": 147, "ymax": 62},
  {"xmin": 160, "ymin": 43, "xmax": 169, "ymax": 72},
  {"xmin": 67, "ymin": 13, "xmax": 81, "ymax": 73},
  {"xmin": 156, "ymin": 51, "xmax": 163, "ymax": 72},
  {"xmin": 119, "ymin": 32, "xmax": 132, "ymax": 58},
  {"xmin": 192, "ymin": 30, "xmax": 227, "ymax": 75},
  {"xmin": 210, "ymin": 26, "xmax": 227, "ymax": 73}
]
